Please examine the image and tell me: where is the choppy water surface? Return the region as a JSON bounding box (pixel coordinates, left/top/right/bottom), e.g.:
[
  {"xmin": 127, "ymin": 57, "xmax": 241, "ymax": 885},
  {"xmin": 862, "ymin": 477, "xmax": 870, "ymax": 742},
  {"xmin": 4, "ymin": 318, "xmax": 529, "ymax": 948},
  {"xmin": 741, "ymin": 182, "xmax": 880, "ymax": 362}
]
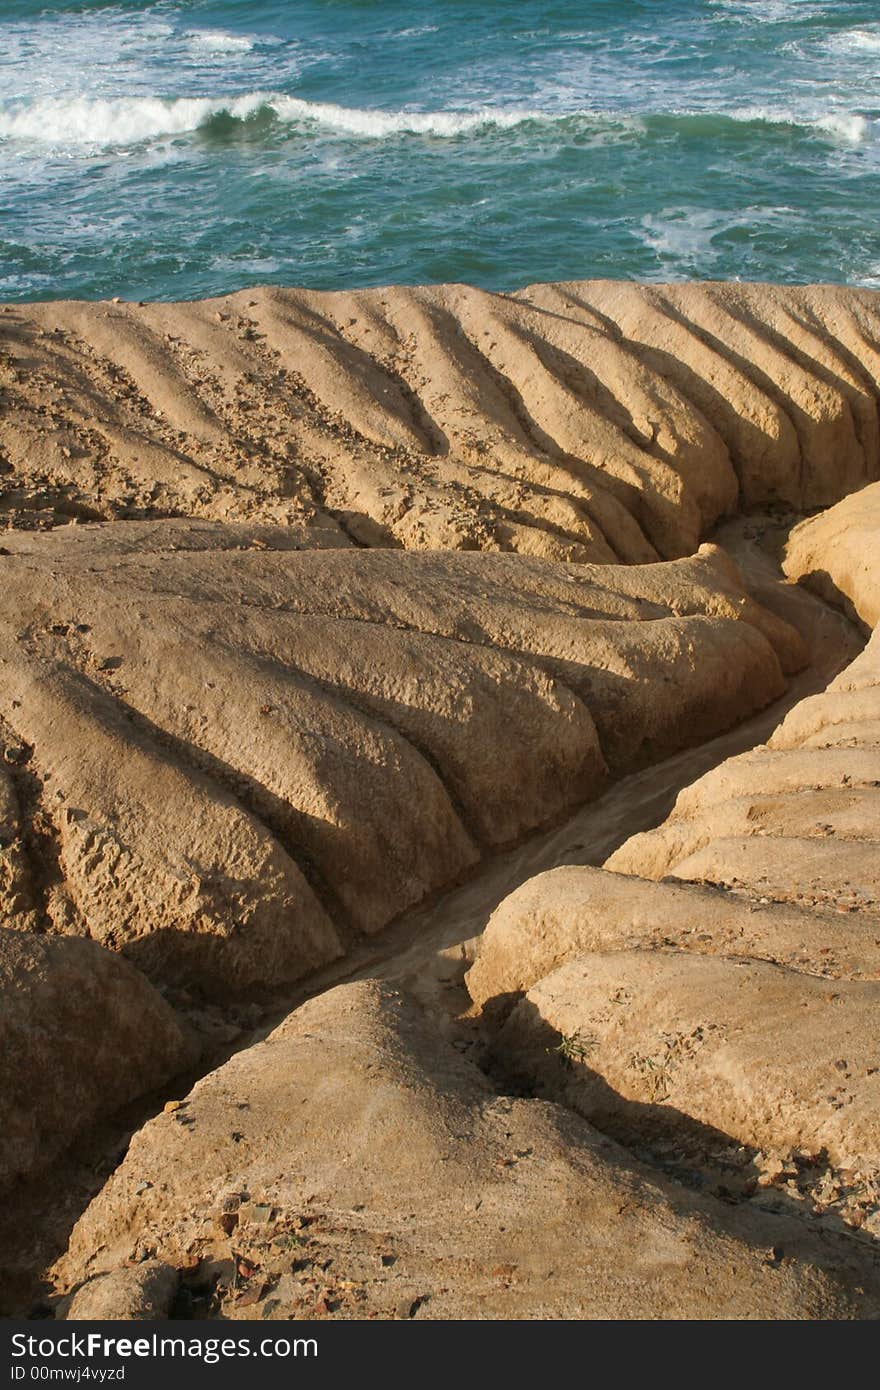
[{"xmin": 2, "ymin": 0, "xmax": 880, "ymax": 300}]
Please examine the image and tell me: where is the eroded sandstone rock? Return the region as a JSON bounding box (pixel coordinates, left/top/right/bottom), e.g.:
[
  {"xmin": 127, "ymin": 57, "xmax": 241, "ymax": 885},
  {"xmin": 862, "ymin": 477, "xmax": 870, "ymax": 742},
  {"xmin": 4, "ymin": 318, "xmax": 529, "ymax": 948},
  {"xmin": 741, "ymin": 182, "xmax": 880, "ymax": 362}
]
[
  {"xmin": 467, "ymin": 476, "xmax": 880, "ymax": 1254},
  {"xmin": 495, "ymin": 951, "xmax": 880, "ymax": 1184},
  {"xmin": 0, "ymin": 527, "xmax": 800, "ymax": 997},
  {"xmin": 609, "ymin": 470, "xmax": 880, "ymax": 898},
  {"xmin": 64, "ymin": 1261, "xmax": 178, "ymax": 1321},
  {"xmin": 466, "ymin": 865, "xmax": 880, "ymax": 1014},
  {"xmin": 785, "ymin": 481, "xmax": 880, "ymax": 631},
  {"xmin": 4, "ymin": 283, "xmax": 879, "ymax": 556}
]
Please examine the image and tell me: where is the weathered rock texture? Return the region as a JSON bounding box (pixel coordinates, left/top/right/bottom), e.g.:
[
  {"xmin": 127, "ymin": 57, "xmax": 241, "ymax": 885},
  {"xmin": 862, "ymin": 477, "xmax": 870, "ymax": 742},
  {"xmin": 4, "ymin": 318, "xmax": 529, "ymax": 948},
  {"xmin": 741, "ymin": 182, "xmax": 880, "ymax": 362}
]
[
  {"xmin": 496, "ymin": 952, "xmax": 880, "ymax": 1176},
  {"xmin": 0, "ymin": 928, "xmax": 196, "ymax": 1191},
  {"xmin": 6, "ymin": 279, "xmax": 880, "ymax": 1318},
  {"xmin": 0, "ymin": 525, "xmax": 800, "ymax": 998},
  {"xmin": 3, "ymin": 282, "xmax": 880, "ymax": 557},
  {"xmin": 466, "ymin": 864, "xmax": 880, "ymax": 1014},
  {"xmin": 52, "ymin": 980, "xmax": 879, "ymax": 1320}
]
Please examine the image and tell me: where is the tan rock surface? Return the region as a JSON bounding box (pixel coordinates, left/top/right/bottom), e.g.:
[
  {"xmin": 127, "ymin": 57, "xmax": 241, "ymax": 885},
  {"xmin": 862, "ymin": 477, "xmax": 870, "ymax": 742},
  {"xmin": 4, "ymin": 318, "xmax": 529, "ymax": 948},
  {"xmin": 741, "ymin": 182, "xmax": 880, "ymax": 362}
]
[
  {"xmin": 606, "ymin": 495, "xmax": 880, "ymax": 900},
  {"xmin": 0, "ymin": 928, "xmax": 196, "ymax": 1192},
  {"xmin": 4, "ymin": 281, "xmax": 879, "ymax": 557},
  {"xmin": 0, "ymin": 527, "xmax": 800, "ymax": 997},
  {"xmin": 5, "ymin": 278, "xmax": 880, "ymax": 1319},
  {"xmin": 770, "ymin": 631, "xmax": 880, "ymax": 752},
  {"xmin": 606, "ymin": 785, "xmax": 880, "ymax": 884},
  {"xmin": 53, "ymin": 980, "xmax": 879, "ymax": 1320},
  {"xmin": 466, "ymin": 471, "xmax": 880, "ymax": 1265},
  {"xmin": 466, "ymin": 865, "xmax": 880, "ymax": 1013},
  {"xmin": 665, "ymin": 836, "xmax": 880, "ymax": 914}
]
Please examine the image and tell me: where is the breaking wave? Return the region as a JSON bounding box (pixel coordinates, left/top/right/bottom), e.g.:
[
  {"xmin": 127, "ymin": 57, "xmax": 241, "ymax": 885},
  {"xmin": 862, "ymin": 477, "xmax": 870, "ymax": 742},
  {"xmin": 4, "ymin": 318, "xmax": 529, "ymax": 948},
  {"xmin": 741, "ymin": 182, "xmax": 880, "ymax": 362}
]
[{"xmin": 0, "ymin": 92, "xmax": 870, "ymax": 150}]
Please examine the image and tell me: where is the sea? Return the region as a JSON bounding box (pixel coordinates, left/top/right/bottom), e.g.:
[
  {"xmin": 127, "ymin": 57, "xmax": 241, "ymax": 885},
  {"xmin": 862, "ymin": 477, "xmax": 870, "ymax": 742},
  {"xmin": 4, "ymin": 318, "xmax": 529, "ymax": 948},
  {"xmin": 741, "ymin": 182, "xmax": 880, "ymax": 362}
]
[{"xmin": 2, "ymin": 0, "xmax": 880, "ymax": 303}]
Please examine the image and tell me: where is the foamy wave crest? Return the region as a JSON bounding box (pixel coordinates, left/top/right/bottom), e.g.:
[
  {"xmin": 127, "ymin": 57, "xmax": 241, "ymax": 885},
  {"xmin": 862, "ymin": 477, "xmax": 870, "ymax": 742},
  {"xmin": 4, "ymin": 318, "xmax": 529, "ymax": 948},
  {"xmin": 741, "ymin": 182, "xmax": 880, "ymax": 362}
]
[
  {"xmin": 0, "ymin": 92, "xmax": 868, "ymax": 151},
  {"xmin": 0, "ymin": 93, "xmax": 612, "ymax": 148},
  {"xmin": 0, "ymin": 94, "xmax": 271, "ymax": 146},
  {"xmin": 829, "ymin": 28, "xmax": 880, "ymax": 55},
  {"xmin": 394, "ymin": 26, "xmax": 441, "ymax": 39},
  {"xmin": 279, "ymin": 100, "xmax": 868, "ymax": 144},
  {"xmin": 731, "ymin": 106, "xmax": 868, "ymax": 144},
  {"xmin": 709, "ymin": 0, "xmax": 836, "ymax": 20},
  {"xmin": 269, "ymin": 97, "xmax": 564, "ymax": 137},
  {"xmin": 812, "ymin": 112, "xmax": 869, "ymax": 143}
]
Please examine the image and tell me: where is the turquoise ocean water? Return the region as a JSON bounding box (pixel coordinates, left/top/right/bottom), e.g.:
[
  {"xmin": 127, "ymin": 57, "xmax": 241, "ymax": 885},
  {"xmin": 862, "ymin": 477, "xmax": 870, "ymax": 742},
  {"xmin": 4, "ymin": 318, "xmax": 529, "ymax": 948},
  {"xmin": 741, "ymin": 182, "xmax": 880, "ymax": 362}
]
[{"xmin": 2, "ymin": 0, "xmax": 880, "ymax": 302}]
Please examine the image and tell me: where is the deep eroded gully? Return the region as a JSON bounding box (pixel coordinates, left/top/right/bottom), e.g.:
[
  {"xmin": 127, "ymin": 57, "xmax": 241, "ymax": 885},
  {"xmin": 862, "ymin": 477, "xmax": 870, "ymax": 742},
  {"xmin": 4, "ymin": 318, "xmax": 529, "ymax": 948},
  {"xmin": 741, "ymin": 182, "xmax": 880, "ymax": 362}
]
[{"xmin": 0, "ymin": 508, "xmax": 869, "ymax": 1317}]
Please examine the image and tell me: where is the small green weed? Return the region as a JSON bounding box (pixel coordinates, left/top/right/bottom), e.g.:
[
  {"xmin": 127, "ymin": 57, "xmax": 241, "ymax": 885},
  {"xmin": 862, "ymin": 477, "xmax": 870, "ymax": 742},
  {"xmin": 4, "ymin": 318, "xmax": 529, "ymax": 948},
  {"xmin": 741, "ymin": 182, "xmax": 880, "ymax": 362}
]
[{"xmin": 550, "ymin": 1030, "xmax": 596, "ymax": 1067}]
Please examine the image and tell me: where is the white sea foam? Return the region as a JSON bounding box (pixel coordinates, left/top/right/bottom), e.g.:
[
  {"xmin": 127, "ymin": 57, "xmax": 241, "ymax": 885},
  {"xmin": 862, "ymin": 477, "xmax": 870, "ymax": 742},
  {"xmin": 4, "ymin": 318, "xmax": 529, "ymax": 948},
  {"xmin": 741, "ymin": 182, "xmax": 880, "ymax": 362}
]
[
  {"xmin": 212, "ymin": 255, "xmax": 282, "ymax": 275},
  {"xmin": 269, "ymin": 97, "xmax": 558, "ymax": 137},
  {"xmin": 828, "ymin": 28, "xmax": 880, "ymax": 55},
  {"xmin": 638, "ymin": 208, "xmax": 727, "ymax": 268},
  {"xmin": 186, "ymin": 30, "xmax": 256, "ymax": 54},
  {"xmin": 709, "ymin": 0, "xmax": 835, "ymax": 21},
  {"xmin": 0, "ymin": 93, "xmax": 592, "ymax": 148},
  {"xmin": 812, "ymin": 111, "xmax": 869, "ymax": 143},
  {"xmin": 393, "ymin": 26, "xmax": 440, "ymax": 39},
  {"xmin": 638, "ymin": 203, "xmax": 801, "ymax": 272}
]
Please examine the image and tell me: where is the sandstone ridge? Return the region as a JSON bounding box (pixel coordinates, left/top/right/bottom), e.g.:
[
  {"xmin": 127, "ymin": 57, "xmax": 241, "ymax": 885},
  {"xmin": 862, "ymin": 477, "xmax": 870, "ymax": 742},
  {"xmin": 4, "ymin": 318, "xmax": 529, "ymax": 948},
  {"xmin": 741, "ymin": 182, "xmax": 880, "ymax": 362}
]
[{"xmin": 4, "ymin": 281, "xmax": 880, "ymax": 558}]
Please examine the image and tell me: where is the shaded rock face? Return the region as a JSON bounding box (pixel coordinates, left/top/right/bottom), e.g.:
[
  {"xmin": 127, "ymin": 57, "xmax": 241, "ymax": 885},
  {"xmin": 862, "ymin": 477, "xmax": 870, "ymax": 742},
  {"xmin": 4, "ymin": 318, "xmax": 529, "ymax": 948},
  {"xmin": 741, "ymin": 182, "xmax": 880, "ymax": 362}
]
[
  {"xmin": 53, "ymin": 981, "xmax": 878, "ymax": 1321},
  {"xmin": 3, "ymin": 282, "xmax": 879, "ymax": 557},
  {"xmin": 64, "ymin": 1262, "xmax": 178, "ymax": 1322},
  {"xmin": 785, "ymin": 480, "xmax": 880, "ymax": 632},
  {"xmin": 0, "ymin": 526, "xmax": 800, "ymax": 999},
  {"xmin": 0, "ymin": 929, "xmax": 196, "ymax": 1192}
]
